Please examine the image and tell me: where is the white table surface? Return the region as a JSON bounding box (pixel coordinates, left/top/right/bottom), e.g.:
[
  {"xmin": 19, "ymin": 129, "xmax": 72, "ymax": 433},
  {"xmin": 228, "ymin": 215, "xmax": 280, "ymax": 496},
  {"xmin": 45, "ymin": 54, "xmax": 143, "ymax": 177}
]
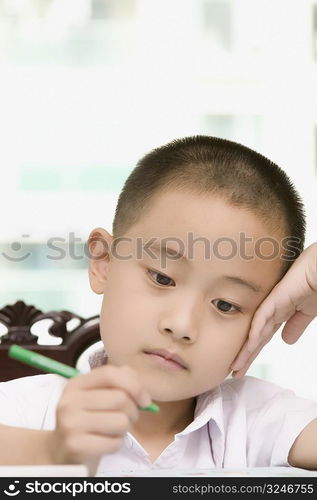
[
  {"xmin": 0, "ymin": 465, "xmax": 88, "ymax": 477},
  {"xmin": 97, "ymin": 467, "xmax": 317, "ymax": 477},
  {"xmin": 1, "ymin": 465, "xmax": 316, "ymax": 477}
]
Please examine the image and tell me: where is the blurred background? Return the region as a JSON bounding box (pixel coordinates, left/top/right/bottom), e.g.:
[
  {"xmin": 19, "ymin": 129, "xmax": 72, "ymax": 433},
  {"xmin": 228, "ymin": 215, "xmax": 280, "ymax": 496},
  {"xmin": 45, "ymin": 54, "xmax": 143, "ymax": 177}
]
[{"xmin": 1, "ymin": 0, "xmax": 317, "ymax": 397}]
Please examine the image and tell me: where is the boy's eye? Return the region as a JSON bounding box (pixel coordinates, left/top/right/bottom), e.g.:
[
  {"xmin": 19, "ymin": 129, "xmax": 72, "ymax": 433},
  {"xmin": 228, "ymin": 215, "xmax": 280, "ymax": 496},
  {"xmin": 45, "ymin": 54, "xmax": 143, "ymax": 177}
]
[
  {"xmin": 147, "ymin": 270, "xmax": 241, "ymax": 314},
  {"xmin": 147, "ymin": 269, "xmax": 175, "ymax": 287},
  {"xmin": 212, "ymin": 299, "xmax": 241, "ymax": 314}
]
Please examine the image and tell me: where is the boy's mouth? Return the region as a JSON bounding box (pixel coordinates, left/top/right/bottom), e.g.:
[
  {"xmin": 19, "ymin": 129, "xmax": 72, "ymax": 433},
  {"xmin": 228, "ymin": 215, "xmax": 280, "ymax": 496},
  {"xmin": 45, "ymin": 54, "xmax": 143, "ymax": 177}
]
[{"xmin": 143, "ymin": 348, "xmax": 188, "ymax": 370}]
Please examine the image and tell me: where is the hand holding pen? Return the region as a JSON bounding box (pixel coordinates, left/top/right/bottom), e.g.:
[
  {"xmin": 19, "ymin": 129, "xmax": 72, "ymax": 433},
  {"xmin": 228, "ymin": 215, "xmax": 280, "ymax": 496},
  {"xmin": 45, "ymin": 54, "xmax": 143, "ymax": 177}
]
[{"xmin": 9, "ymin": 345, "xmax": 158, "ymax": 473}]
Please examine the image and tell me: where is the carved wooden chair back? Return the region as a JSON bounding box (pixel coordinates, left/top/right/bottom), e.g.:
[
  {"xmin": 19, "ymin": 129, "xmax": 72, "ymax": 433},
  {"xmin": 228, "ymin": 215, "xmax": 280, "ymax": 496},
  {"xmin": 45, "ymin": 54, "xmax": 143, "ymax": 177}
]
[{"xmin": 0, "ymin": 301, "xmax": 101, "ymax": 382}]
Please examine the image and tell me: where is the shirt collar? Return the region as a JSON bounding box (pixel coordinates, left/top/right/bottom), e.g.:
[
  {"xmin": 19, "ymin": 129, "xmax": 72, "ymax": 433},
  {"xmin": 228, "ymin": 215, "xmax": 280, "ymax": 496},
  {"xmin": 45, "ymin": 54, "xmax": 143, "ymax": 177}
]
[{"xmin": 178, "ymin": 386, "xmax": 224, "ymax": 436}]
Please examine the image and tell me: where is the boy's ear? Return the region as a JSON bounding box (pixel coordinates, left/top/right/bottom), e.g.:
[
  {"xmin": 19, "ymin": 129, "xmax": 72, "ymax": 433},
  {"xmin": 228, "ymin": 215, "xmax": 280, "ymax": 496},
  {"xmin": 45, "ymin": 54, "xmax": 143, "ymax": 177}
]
[{"xmin": 88, "ymin": 227, "xmax": 113, "ymax": 294}]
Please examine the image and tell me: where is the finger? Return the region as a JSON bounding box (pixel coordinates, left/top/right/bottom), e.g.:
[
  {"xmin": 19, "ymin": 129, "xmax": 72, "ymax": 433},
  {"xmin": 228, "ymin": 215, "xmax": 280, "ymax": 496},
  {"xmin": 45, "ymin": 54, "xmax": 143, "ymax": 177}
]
[
  {"xmin": 230, "ymin": 313, "xmax": 276, "ymax": 371},
  {"xmin": 230, "ymin": 344, "xmax": 252, "ymax": 372},
  {"xmin": 231, "ymin": 319, "xmax": 282, "ymax": 375},
  {"xmin": 67, "ymin": 410, "xmax": 134, "ymax": 436},
  {"xmin": 71, "ymin": 389, "xmax": 140, "ymax": 422},
  {"xmin": 65, "ymin": 433, "xmax": 124, "ymax": 460},
  {"xmin": 247, "ymin": 295, "xmax": 288, "ymax": 353},
  {"xmin": 281, "ymin": 311, "xmax": 315, "ymax": 344},
  {"xmin": 66, "ymin": 365, "xmax": 151, "ymax": 408},
  {"xmin": 247, "ymin": 278, "xmax": 303, "ymax": 351},
  {"xmin": 231, "ymin": 334, "xmax": 271, "ymax": 379},
  {"xmin": 230, "ymin": 285, "xmax": 298, "ymax": 372}
]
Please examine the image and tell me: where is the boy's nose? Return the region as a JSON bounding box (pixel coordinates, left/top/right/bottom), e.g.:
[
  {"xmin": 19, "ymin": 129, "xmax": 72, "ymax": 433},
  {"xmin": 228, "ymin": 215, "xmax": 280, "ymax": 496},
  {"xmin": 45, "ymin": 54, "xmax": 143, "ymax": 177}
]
[
  {"xmin": 159, "ymin": 291, "xmax": 204, "ymax": 342},
  {"xmin": 158, "ymin": 298, "xmax": 202, "ymax": 342}
]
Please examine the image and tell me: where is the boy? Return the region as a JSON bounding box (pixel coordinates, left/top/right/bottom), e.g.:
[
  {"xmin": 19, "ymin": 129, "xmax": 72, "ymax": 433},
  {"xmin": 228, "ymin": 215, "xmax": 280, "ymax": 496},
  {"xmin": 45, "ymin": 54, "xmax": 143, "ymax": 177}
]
[{"xmin": 0, "ymin": 135, "xmax": 317, "ymax": 475}]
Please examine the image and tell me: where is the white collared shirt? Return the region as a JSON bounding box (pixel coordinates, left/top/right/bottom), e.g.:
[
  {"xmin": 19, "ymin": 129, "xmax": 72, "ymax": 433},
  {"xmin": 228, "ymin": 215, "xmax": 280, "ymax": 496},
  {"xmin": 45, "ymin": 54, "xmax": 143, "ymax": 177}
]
[{"xmin": 1, "ymin": 350, "xmax": 317, "ymax": 474}]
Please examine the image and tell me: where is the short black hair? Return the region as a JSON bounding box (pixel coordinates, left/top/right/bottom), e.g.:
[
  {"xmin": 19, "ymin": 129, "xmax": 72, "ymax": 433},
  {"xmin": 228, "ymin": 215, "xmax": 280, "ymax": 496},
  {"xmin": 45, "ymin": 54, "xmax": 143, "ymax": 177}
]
[{"xmin": 112, "ymin": 135, "xmax": 306, "ymax": 277}]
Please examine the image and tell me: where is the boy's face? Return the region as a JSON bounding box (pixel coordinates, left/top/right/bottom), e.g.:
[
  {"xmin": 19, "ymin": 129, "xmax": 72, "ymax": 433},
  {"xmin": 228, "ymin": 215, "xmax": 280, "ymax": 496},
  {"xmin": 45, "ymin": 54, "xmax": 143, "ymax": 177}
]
[{"xmin": 89, "ymin": 190, "xmax": 284, "ymax": 402}]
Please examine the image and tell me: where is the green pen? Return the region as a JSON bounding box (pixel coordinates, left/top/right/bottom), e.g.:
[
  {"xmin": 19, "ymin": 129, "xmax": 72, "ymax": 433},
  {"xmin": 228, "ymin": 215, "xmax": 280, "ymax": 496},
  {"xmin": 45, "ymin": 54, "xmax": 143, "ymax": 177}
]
[{"xmin": 8, "ymin": 344, "xmax": 159, "ymax": 413}]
